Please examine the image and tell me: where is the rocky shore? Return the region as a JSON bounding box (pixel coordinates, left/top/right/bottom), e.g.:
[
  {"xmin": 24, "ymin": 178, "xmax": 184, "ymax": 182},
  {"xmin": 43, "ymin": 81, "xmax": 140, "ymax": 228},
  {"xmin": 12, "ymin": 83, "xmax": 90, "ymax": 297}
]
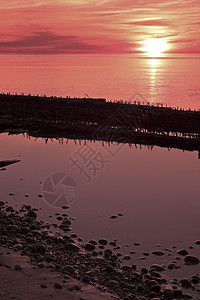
[{"xmin": 0, "ymin": 201, "xmax": 200, "ymax": 299}]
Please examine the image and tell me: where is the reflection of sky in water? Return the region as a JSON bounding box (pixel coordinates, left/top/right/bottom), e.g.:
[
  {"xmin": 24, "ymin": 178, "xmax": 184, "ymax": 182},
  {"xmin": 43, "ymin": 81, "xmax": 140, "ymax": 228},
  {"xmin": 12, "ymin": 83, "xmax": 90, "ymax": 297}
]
[
  {"xmin": 1, "ymin": 133, "xmax": 200, "ymax": 263},
  {"xmin": 0, "ymin": 55, "xmax": 200, "ymax": 109}
]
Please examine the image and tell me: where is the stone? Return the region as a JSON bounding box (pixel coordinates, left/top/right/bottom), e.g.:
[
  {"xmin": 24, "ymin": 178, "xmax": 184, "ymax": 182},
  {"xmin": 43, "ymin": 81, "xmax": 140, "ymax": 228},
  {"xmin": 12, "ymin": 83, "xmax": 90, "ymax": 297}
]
[
  {"xmin": 54, "ymin": 283, "xmax": 62, "ymax": 289},
  {"xmin": 180, "ymin": 278, "xmax": 191, "ymax": 288},
  {"xmin": 27, "ymin": 210, "xmax": 37, "ymax": 219},
  {"xmin": 123, "ymin": 255, "xmax": 131, "ymax": 260},
  {"xmin": 163, "ymin": 289, "xmax": 174, "ymax": 299},
  {"xmin": 152, "ymin": 251, "xmax": 164, "ymax": 256},
  {"xmin": 14, "ymin": 264, "xmax": 22, "ymax": 271},
  {"xmin": 98, "ymin": 239, "xmax": 108, "ymax": 245},
  {"xmin": 184, "ymin": 255, "xmax": 199, "ymax": 265},
  {"xmin": 107, "ymin": 280, "xmax": 118, "ymax": 288},
  {"xmin": 13, "ymin": 244, "xmax": 23, "ymax": 250},
  {"xmin": 173, "ymin": 289, "xmax": 182, "ymax": 298},
  {"xmin": 110, "ymin": 215, "xmax": 117, "ymax": 219},
  {"xmin": 88, "ymin": 240, "xmax": 97, "ymax": 245},
  {"xmin": 65, "ymin": 243, "xmax": 80, "ymax": 252},
  {"xmin": 147, "ymin": 280, "xmax": 158, "ymax": 287},
  {"xmin": 191, "ymin": 276, "xmax": 200, "ymax": 284},
  {"xmin": 150, "ymin": 264, "xmax": 165, "ymax": 271},
  {"xmin": 151, "ymin": 285, "xmax": 161, "ymax": 293},
  {"xmin": 36, "ymin": 243, "xmax": 46, "ymax": 254},
  {"xmin": 61, "ymin": 265, "xmax": 74, "ymax": 274},
  {"xmin": 85, "ymin": 243, "xmax": 95, "ymax": 251},
  {"xmin": 141, "ymin": 267, "xmax": 148, "ymax": 274},
  {"xmin": 82, "ymin": 275, "xmax": 90, "ymax": 283},
  {"xmin": 177, "ymin": 249, "xmax": 188, "ymax": 256}
]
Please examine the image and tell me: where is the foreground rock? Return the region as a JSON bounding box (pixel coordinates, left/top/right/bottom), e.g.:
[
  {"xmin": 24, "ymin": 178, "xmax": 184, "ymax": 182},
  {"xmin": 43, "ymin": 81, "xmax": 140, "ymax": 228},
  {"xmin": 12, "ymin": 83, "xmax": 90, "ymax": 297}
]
[
  {"xmin": 0, "ymin": 159, "xmax": 21, "ymax": 168},
  {"xmin": 0, "ymin": 203, "xmax": 199, "ymax": 300},
  {"xmin": 184, "ymin": 255, "xmax": 199, "ymax": 265}
]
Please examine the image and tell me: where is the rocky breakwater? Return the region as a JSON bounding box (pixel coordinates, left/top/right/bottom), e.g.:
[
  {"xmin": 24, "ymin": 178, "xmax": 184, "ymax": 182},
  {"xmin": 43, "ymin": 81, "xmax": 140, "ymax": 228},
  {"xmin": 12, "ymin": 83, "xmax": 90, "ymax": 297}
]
[{"xmin": 0, "ymin": 201, "xmax": 200, "ymax": 299}]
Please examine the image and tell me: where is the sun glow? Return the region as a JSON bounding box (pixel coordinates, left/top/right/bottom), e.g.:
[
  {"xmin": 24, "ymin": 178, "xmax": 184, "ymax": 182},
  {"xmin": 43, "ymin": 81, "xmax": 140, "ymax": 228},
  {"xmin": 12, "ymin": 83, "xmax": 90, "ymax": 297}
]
[{"xmin": 143, "ymin": 38, "xmax": 168, "ymax": 57}]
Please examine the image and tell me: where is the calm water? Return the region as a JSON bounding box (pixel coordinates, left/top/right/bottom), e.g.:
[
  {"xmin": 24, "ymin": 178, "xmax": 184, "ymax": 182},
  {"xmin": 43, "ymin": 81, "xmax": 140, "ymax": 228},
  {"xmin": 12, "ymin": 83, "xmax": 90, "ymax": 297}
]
[
  {"xmin": 0, "ymin": 54, "xmax": 200, "ymax": 108},
  {"xmin": 0, "ymin": 133, "xmax": 200, "ymax": 279},
  {"xmin": 1, "ymin": 55, "xmax": 200, "ymax": 281}
]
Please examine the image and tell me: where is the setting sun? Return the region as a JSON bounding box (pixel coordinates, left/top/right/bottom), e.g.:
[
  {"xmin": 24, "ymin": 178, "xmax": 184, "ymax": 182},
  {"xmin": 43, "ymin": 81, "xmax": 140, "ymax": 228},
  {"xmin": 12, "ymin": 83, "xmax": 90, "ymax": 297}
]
[{"xmin": 142, "ymin": 38, "xmax": 168, "ymax": 57}]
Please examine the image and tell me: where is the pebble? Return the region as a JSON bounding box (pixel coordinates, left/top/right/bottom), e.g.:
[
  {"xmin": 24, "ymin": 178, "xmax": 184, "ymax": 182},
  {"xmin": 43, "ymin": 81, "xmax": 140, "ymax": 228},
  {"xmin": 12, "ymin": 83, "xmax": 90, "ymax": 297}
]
[
  {"xmin": 122, "ymin": 255, "xmax": 131, "ymax": 260},
  {"xmin": 177, "ymin": 249, "xmax": 188, "ymax": 256},
  {"xmin": 107, "ymin": 280, "xmax": 118, "ymax": 288},
  {"xmin": 142, "ymin": 252, "xmax": 150, "ymax": 256},
  {"xmin": 98, "ymin": 239, "xmax": 107, "ymax": 245},
  {"xmin": 163, "ymin": 288, "xmax": 174, "ymax": 299},
  {"xmin": 151, "ymin": 285, "xmax": 161, "ymax": 293},
  {"xmin": 150, "ymin": 264, "xmax": 165, "ymax": 271},
  {"xmin": 38, "ymin": 263, "xmax": 44, "ymax": 268},
  {"xmin": 184, "ymin": 255, "xmax": 199, "ymax": 265},
  {"xmin": 180, "ymin": 278, "xmax": 192, "ymax": 288},
  {"xmin": 191, "ymin": 275, "xmax": 200, "ymax": 284},
  {"xmin": 13, "ymin": 244, "xmax": 23, "ymax": 251},
  {"xmin": 14, "ymin": 264, "xmax": 22, "ymax": 271},
  {"xmin": 152, "ymin": 251, "xmax": 164, "ymax": 256},
  {"xmin": 85, "ymin": 243, "xmax": 95, "ymax": 251},
  {"xmin": 82, "ymin": 275, "xmax": 90, "ymax": 283},
  {"xmin": 54, "ymin": 283, "xmax": 62, "ymax": 289},
  {"xmin": 27, "ymin": 210, "xmax": 37, "ymax": 218},
  {"xmin": 88, "ymin": 240, "xmax": 97, "ymax": 245},
  {"xmin": 173, "ymin": 290, "xmax": 182, "ymax": 298},
  {"xmin": 133, "ymin": 242, "xmax": 141, "ymax": 246},
  {"xmin": 110, "ymin": 215, "xmax": 117, "ymax": 219},
  {"xmin": 141, "ymin": 267, "xmax": 148, "ymax": 274},
  {"xmin": 62, "ymin": 206, "xmax": 69, "ymax": 209},
  {"xmin": 61, "ymin": 265, "xmax": 74, "ymax": 274},
  {"xmin": 36, "ymin": 243, "xmax": 46, "ymax": 254},
  {"xmin": 65, "ymin": 243, "xmax": 80, "ymax": 252}
]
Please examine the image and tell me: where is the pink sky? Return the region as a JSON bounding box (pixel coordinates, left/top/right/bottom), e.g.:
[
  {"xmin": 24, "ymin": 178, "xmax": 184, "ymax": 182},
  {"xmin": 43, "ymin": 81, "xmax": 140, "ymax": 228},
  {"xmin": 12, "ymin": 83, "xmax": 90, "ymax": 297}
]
[{"xmin": 0, "ymin": 0, "xmax": 200, "ymax": 54}]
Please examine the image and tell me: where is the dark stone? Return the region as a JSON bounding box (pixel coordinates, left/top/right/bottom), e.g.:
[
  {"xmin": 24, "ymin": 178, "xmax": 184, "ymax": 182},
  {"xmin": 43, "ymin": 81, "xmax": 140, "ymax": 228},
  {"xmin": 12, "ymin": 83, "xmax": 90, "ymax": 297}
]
[
  {"xmin": 65, "ymin": 243, "xmax": 80, "ymax": 252},
  {"xmin": 82, "ymin": 275, "xmax": 90, "ymax": 283},
  {"xmin": 85, "ymin": 243, "xmax": 95, "ymax": 251},
  {"xmin": 152, "ymin": 251, "xmax": 164, "ymax": 256},
  {"xmin": 98, "ymin": 239, "xmax": 108, "ymax": 245},
  {"xmin": 150, "ymin": 285, "xmax": 161, "ymax": 293},
  {"xmin": 177, "ymin": 249, "xmax": 188, "ymax": 256},
  {"xmin": 163, "ymin": 289, "xmax": 174, "ymax": 299},
  {"xmin": 184, "ymin": 255, "xmax": 199, "ymax": 265},
  {"xmin": 54, "ymin": 283, "xmax": 62, "ymax": 289},
  {"xmin": 14, "ymin": 264, "xmax": 22, "ymax": 271},
  {"xmin": 180, "ymin": 278, "xmax": 191, "ymax": 288},
  {"xmin": 27, "ymin": 210, "xmax": 37, "ymax": 219},
  {"xmin": 150, "ymin": 264, "xmax": 165, "ymax": 271}
]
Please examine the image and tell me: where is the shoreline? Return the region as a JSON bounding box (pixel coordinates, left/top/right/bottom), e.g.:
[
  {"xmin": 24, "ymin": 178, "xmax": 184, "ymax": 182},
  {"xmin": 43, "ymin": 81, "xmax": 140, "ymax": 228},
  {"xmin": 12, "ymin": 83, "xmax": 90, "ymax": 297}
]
[
  {"xmin": 1, "ymin": 93, "xmax": 200, "ymax": 155},
  {"xmin": 0, "ymin": 201, "xmax": 199, "ymax": 299}
]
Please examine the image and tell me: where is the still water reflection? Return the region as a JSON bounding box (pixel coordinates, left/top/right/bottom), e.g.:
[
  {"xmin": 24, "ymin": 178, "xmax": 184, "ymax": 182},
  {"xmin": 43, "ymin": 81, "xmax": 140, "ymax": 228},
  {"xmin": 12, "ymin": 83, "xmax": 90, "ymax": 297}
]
[{"xmin": 1, "ymin": 133, "xmax": 200, "ymax": 268}]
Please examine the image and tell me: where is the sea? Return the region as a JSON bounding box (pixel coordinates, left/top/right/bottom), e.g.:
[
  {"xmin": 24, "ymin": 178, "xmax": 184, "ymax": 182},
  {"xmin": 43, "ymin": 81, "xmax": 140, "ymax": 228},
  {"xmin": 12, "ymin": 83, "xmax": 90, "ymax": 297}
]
[{"xmin": 0, "ymin": 54, "xmax": 200, "ymax": 281}]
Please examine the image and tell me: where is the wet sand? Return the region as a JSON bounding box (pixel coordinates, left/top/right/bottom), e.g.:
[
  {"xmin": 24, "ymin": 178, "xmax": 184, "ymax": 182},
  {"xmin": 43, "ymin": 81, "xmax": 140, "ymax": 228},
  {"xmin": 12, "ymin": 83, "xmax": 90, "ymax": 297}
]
[{"xmin": 0, "ymin": 247, "xmax": 113, "ymax": 300}]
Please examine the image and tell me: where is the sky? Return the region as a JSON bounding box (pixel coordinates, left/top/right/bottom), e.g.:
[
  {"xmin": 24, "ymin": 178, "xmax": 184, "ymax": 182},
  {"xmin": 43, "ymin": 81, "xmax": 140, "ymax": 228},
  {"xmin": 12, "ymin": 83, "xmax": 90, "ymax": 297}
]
[{"xmin": 0, "ymin": 0, "xmax": 200, "ymax": 55}]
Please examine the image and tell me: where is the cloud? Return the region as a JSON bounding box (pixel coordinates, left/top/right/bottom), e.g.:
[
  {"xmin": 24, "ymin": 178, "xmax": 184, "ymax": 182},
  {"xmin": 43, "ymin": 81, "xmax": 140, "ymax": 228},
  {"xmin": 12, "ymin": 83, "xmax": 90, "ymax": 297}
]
[
  {"xmin": 0, "ymin": 31, "xmax": 106, "ymax": 53},
  {"xmin": 124, "ymin": 19, "xmax": 170, "ymax": 27},
  {"xmin": 0, "ymin": 0, "xmax": 199, "ymax": 54}
]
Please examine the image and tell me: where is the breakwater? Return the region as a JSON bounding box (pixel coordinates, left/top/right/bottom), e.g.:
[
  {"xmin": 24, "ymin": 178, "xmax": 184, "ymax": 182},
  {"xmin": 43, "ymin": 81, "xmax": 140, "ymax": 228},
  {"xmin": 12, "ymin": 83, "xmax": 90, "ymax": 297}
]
[{"xmin": 0, "ymin": 93, "xmax": 200, "ymax": 155}]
